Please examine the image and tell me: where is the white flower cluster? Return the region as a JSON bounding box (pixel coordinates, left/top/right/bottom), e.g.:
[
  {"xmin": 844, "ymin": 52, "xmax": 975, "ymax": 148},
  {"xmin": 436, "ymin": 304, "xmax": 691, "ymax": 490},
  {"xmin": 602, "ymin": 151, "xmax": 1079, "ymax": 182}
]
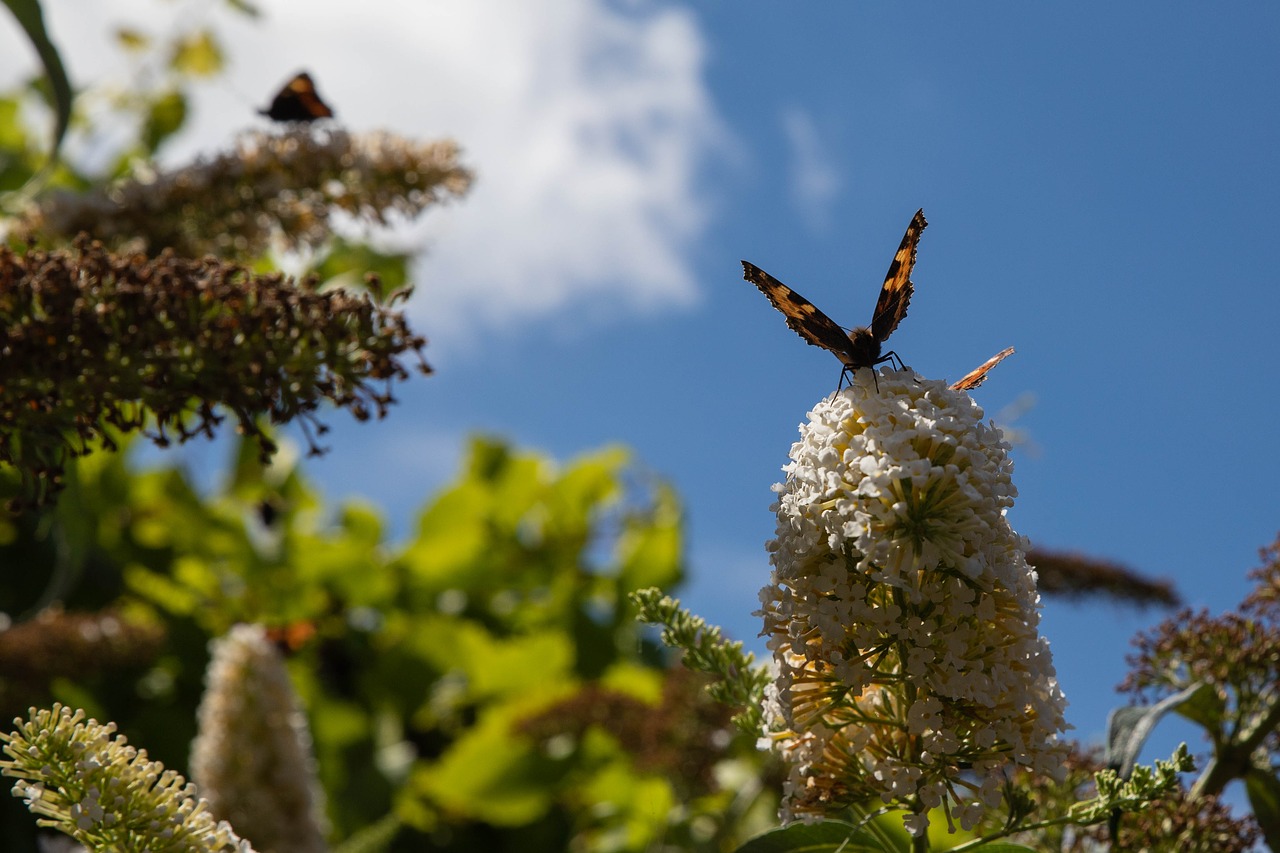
[
  {"xmin": 190, "ymin": 624, "xmax": 328, "ymax": 853},
  {"xmin": 0, "ymin": 704, "xmax": 255, "ymax": 852},
  {"xmin": 757, "ymin": 369, "xmax": 1068, "ymax": 834}
]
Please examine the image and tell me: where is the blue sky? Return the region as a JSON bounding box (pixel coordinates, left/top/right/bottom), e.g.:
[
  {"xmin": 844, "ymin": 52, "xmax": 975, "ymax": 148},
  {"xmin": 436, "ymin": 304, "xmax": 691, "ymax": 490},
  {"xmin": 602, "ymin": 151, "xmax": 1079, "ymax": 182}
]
[{"xmin": 7, "ymin": 0, "xmax": 1280, "ymax": 775}]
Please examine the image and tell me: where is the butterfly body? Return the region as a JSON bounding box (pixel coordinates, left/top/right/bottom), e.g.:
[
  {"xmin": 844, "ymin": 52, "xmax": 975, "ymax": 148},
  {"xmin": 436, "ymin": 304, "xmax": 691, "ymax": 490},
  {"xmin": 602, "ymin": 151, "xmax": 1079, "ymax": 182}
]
[
  {"xmin": 742, "ymin": 209, "xmax": 1014, "ymax": 391},
  {"xmin": 259, "ymin": 71, "xmax": 334, "ymax": 123},
  {"xmin": 841, "ymin": 326, "xmax": 888, "ymax": 371}
]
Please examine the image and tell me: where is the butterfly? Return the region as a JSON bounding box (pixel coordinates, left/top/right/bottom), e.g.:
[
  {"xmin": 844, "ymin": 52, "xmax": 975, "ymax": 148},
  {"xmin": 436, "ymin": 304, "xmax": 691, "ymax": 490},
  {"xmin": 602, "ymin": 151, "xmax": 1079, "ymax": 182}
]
[
  {"xmin": 259, "ymin": 71, "xmax": 334, "ymax": 123},
  {"xmin": 742, "ymin": 209, "xmax": 1014, "ymax": 391},
  {"xmin": 264, "ymin": 620, "xmax": 317, "ymax": 654},
  {"xmin": 742, "ymin": 208, "xmax": 924, "ymax": 384},
  {"xmin": 948, "ymin": 346, "xmax": 1015, "ymax": 391}
]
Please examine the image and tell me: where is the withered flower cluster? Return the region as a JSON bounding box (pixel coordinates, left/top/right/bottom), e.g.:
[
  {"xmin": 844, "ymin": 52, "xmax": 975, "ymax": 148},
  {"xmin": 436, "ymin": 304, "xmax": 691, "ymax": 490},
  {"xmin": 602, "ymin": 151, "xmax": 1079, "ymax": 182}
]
[
  {"xmin": 1120, "ymin": 533, "xmax": 1280, "ymax": 803},
  {"xmin": 1122, "ymin": 534, "xmax": 1280, "ymax": 703},
  {"xmin": 1027, "ymin": 546, "xmax": 1180, "ymax": 608},
  {"xmin": 0, "ymin": 607, "xmax": 166, "ymax": 715},
  {"xmin": 18, "ymin": 128, "xmax": 473, "ymax": 259},
  {"xmin": 0, "ymin": 238, "xmax": 429, "ymax": 508}
]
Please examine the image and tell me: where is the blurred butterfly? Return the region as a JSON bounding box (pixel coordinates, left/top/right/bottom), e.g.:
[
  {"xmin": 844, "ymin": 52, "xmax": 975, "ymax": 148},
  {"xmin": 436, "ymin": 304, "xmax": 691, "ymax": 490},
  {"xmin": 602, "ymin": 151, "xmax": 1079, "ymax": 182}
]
[
  {"xmin": 259, "ymin": 71, "xmax": 334, "ymax": 123},
  {"xmin": 742, "ymin": 209, "xmax": 1014, "ymax": 391},
  {"xmin": 264, "ymin": 620, "xmax": 317, "ymax": 654}
]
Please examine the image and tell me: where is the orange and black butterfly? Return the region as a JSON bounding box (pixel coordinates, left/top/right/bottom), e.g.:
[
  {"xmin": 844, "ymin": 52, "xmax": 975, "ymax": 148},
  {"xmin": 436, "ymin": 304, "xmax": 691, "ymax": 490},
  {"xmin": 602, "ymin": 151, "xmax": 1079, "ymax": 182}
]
[
  {"xmin": 259, "ymin": 71, "xmax": 334, "ymax": 123},
  {"xmin": 742, "ymin": 209, "xmax": 1014, "ymax": 391},
  {"xmin": 742, "ymin": 208, "xmax": 925, "ymax": 383},
  {"xmin": 948, "ymin": 346, "xmax": 1015, "ymax": 391},
  {"xmin": 264, "ymin": 620, "xmax": 318, "ymax": 654}
]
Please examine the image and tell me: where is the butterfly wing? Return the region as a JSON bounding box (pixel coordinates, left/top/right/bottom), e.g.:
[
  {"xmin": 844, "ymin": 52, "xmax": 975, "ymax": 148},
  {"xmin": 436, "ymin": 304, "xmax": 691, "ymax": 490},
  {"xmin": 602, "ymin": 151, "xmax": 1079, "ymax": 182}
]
[
  {"xmin": 949, "ymin": 346, "xmax": 1015, "ymax": 391},
  {"xmin": 869, "ymin": 208, "xmax": 926, "ymax": 343},
  {"xmin": 261, "ymin": 72, "xmax": 334, "ymax": 122},
  {"xmin": 742, "ymin": 261, "xmax": 852, "ymax": 359}
]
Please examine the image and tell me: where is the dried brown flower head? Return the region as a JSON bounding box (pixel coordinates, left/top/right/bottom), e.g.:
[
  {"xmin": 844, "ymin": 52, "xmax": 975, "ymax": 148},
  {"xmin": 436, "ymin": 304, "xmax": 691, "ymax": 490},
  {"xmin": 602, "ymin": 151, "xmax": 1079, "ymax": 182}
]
[
  {"xmin": 0, "ymin": 606, "xmax": 166, "ymax": 715},
  {"xmin": 18, "ymin": 128, "xmax": 472, "ymax": 259},
  {"xmin": 0, "ymin": 239, "xmax": 430, "ymax": 509},
  {"xmin": 1027, "ymin": 547, "xmax": 1181, "ymax": 608}
]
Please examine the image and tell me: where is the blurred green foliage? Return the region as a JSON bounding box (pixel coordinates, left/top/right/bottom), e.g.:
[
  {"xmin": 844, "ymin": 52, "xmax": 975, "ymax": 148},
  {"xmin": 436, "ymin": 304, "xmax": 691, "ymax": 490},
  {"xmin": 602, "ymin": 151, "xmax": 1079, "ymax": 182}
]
[{"xmin": 0, "ymin": 435, "xmax": 776, "ymax": 852}]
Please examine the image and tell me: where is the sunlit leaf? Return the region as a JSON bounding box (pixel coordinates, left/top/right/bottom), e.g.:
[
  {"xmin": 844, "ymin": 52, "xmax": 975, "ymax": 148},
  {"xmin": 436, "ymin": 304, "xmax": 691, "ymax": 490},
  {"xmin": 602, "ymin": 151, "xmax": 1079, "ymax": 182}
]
[
  {"xmin": 406, "ymin": 703, "xmax": 562, "ymax": 826},
  {"xmin": 114, "ymin": 26, "xmax": 150, "ymax": 51},
  {"xmin": 315, "ymin": 238, "xmax": 410, "ymax": 298},
  {"xmin": 617, "ymin": 481, "xmax": 683, "ymax": 591},
  {"xmin": 169, "ymin": 29, "xmax": 223, "ymax": 77},
  {"xmin": 141, "ymin": 89, "xmax": 187, "ymax": 152}
]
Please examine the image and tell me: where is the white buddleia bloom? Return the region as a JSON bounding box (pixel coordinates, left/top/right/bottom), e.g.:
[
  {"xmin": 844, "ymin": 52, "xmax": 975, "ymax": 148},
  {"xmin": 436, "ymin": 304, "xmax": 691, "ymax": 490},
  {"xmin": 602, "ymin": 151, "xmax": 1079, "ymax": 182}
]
[
  {"xmin": 190, "ymin": 625, "xmax": 328, "ymax": 853},
  {"xmin": 758, "ymin": 368, "xmax": 1068, "ymax": 836}
]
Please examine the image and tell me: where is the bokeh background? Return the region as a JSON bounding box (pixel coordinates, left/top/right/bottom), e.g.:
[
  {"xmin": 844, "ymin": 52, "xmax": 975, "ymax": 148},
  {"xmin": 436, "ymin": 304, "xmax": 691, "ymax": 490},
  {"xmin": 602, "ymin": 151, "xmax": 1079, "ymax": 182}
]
[{"xmin": 5, "ymin": 0, "xmax": 1278, "ymax": 765}]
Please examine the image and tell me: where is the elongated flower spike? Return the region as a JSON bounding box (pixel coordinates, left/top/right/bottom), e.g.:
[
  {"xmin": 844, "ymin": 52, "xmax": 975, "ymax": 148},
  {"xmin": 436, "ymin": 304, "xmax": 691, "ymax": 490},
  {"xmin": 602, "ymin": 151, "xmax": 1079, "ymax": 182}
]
[
  {"xmin": 190, "ymin": 625, "xmax": 327, "ymax": 853},
  {"xmin": 757, "ymin": 367, "xmax": 1069, "ymax": 836},
  {"xmin": 0, "ymin": 704, "xmax": 256, "ymax": 852}
]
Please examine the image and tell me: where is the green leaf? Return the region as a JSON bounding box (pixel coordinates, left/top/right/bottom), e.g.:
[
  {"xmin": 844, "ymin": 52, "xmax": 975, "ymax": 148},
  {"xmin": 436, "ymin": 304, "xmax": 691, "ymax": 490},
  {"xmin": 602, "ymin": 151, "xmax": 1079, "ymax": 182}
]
[
  {"xmin": 315, "ymin": 238, "xmax": 410, "ymax": 298},
  {"xmin": 617, "ymin": 481, "xmax": 683, "ymax": 591},
  {"xmin": 406, "ymin": 704, "xmax": 561, "ymax": 826},
  {"xmin": 3, "ymin": 0, "xmax": 73, "ymax": 175},
  {"xmin": 113, "ymin": 27, "xmax": 149, "ymax": 52},
  {"xmin": 735, "ymin": 820, "xmax": 893, "ymax": 853},
  {"xmin": 1245, "ymin": 768, "xmax": 1280, "ymax": 852},
  {"xmin": 331, "ymin": 812, "xmax": 401, "ymax": 853},
  {"xmin": 223, "ymin": 0, "xmax": 262, "ymax": 18},
  {"xmin": 1105, "ymin": 683, "xmax": 1210, "ymax": 777},
  {"xmin": 169, "ymin": 29, "xmax": 223, "ymax": 77},
  {"xmin": 141, "ymin": 89, "xmax": 187, "ymax": 152},
  {"xmin": 1173, "ymin": 682, "xmax": 1226, "ymax": 730}
]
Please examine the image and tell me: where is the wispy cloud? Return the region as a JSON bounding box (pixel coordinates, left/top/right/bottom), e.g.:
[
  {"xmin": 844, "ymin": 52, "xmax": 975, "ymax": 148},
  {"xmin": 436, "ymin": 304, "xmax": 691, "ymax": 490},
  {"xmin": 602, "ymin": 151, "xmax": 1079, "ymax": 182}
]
[{"xmin": 781, "ymin": 107, "xmax": 842, "ymax": 231}]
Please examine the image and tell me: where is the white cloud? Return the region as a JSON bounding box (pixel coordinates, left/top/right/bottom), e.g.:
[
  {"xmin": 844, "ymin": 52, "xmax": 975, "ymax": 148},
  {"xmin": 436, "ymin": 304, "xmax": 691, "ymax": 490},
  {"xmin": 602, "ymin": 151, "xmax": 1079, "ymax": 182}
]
[
  {"xmin": 781, "ymin": 107, "xmax": 842, "ymax": 230},
  {"xmin": 8, "ymin": 0, "xmax": 729, "ymax": 355}
]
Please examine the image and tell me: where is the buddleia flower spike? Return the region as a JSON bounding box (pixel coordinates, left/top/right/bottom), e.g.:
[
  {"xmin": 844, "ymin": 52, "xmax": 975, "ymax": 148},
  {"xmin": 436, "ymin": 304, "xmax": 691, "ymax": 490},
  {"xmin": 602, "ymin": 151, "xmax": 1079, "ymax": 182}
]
[{"xmin": 757, "ymin": 370, "xmax": 1069, "ymax": 836}]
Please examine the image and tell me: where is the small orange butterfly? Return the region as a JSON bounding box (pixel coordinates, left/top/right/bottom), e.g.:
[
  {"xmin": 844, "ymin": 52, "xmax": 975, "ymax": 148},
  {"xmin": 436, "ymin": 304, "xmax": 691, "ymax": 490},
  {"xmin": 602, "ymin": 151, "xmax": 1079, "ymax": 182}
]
[
  {"xmin": 948, "ymin": 346, "xmax": 1015, "ymax": 391},
  {"xmin": 742, "ymin": 209, "xmax": 1013, "ymax": 391},
  {"xmin": 264, "ymin": 620, "xmax": 317, "ymax": 654},
  {"xmin": 259, "ymin": 71, "xmax": 334, "ymax": 123}
]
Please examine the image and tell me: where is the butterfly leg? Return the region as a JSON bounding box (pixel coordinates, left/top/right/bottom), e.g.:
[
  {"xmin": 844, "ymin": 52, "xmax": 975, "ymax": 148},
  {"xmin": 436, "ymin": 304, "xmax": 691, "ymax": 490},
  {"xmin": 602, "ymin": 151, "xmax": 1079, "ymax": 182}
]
[
  {"xmin": 880, "ymin": 351, "xmax": 906, "ymax": 372},
  {"xmin": 837, "ymin": 365, "xmax": 879, "ymax": 392}
]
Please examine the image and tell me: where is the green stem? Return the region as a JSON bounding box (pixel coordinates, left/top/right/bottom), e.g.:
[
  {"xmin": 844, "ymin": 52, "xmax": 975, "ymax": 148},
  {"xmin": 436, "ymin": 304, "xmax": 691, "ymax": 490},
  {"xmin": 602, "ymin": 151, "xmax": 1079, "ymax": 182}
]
[{"xmin": 946, "ymin": 815, "xmax": 1075, "ymax": 852}]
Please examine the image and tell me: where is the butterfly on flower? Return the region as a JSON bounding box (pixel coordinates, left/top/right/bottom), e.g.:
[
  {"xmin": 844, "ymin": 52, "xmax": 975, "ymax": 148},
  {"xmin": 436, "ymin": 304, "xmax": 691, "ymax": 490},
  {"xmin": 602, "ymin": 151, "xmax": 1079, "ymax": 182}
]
[
  {"xmin": 948, "ymin": 346, "xmax": 1015, "ymax": 391},
  {"xmin": 259, "ymin": 71, "xmax": 335, "ymax": 123},
  {"xmin": 741, "ymin": 209, "xmax": 1013, "ymax": 391}
]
